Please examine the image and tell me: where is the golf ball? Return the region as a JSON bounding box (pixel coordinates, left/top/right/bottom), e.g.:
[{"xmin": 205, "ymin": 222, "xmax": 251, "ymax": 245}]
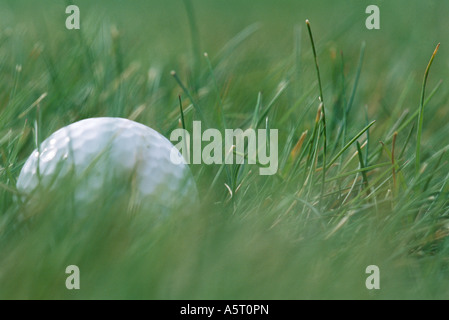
[{"xmin": 16, "ymin": 117, "xmax": 197, "ymax": 212}]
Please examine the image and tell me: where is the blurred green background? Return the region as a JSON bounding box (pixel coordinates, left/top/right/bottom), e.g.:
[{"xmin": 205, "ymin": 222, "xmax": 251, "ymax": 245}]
[{"xmin": 1, "ymin": 0, "xmax": 448, "ymax": 141}]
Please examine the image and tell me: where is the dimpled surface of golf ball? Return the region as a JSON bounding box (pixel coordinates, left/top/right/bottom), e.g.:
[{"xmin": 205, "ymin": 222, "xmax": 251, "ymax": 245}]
[{"xmin": 17, "ymin": 117, "xmax": 197, "ymax": 211}]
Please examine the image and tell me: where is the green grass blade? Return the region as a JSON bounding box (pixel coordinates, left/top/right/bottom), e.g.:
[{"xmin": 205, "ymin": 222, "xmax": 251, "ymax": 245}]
[
  {"xmin": 306, "ymin": 19, "xmax": 327, "ymax": 203},
  {"xmin": 327, "ymin": 120, "xmax": 376, "ymax": 168},
  {"xmin": 171, "ymin": 70, "xmax": 207, "ymax": 125},
  {"xmin": 356, "ymin": 141, "xmax": 369, "ymax": 193},
  {"xmin": 204, "ymin": 52, "xmax": 227, "ymax": 130},
  {"xmin": 415, "ymin": 43, "xmax": 440, "ymax": 177}
]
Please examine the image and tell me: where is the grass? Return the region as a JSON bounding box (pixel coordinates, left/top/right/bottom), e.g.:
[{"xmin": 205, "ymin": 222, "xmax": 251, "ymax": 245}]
[
  {"xmin": 1, "ymin": 0, "xmax": 449, "ymax": 299},
  {"xmin": 416, "ymin": 43, "xmax": 440, "ymax": 177}
]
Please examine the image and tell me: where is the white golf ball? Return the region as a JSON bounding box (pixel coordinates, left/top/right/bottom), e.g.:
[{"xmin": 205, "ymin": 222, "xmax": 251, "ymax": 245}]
[{"xmin": 16, "ymin": 117, "xmax": 197, "ymax": 212}]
